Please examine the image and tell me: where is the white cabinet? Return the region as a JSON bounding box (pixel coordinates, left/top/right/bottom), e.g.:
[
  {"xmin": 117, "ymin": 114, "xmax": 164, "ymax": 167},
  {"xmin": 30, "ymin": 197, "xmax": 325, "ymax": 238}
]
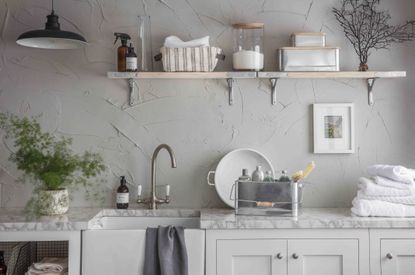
[
  {"xmin": 381, "ymin": 239, "xmax": 415, "ymax": 275},
  {"xmin": 206, "ymin": 229, "xmax": 369, "ymax": 275},
  {"xmin": 287, "ymin": 239, "xmax": 358, "ymax": 275},
  {"xmin": 217, "ymin": 239, "xmax": 287, "ymax": 275},
  {"xmin": 370, "ymin": 229, "xmax": 415, "ymax": 275},
  {"xmin": 215, "ymin": 239, "xmax": 358, "ymax": 275},
  {"xmin": 82, "ymin": 229, "xmax": 205, "ymax": 275}
]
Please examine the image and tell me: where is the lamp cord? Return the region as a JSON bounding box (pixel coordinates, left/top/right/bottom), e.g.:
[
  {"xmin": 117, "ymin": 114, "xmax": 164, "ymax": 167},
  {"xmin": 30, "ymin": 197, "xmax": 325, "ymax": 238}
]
[{"xmin": 51, "ymin": 0, "xmax": 54, "ymax": 13}]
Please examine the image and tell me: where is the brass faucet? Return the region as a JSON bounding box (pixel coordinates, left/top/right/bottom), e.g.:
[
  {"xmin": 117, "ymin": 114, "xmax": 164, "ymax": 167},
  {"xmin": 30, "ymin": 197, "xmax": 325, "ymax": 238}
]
[{"xmin": 137, "ymin": 144, "xmax": 177, "ymax": 209}]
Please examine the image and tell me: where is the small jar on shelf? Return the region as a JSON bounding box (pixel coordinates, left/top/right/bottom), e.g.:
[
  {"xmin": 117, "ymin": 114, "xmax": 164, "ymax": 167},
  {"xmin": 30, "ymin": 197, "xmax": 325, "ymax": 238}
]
[{"xmin": 232, "ymin": 23, "xmax": 264, "ymax": 71}]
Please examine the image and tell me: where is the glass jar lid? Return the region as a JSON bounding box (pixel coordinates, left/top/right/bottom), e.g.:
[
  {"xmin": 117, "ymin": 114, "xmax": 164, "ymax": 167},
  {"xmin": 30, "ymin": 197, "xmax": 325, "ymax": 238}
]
[{"xmin": 232, "ymin": 23, "xmax": 264, "ymax": 29}]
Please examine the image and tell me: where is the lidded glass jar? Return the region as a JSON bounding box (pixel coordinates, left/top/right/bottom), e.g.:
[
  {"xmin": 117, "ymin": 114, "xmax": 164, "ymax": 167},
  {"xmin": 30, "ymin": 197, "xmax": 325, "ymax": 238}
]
[{"xmin": 232, "ymin": 23, "xmax": 264, "ymax": 71}]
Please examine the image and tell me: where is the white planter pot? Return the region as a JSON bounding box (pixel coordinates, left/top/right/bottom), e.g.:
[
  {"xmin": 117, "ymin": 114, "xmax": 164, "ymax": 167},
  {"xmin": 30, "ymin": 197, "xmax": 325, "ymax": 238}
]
[{"xmin": 38, "ymin": 189, "xmax": 69, "ymax": 215}]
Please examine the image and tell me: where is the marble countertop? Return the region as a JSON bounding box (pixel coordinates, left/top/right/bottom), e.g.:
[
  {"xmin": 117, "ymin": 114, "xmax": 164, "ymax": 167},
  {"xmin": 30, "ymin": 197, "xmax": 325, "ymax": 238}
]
[
  {"xmin": 200, "ymin": 208, "xmax": 415, "ymax": 229},
  {"xmin": 2, "ymin": 207, "xmax": 415, "ymax": 231},
  {"xmin": 0, "ymin": 207, "xmax": 101, "ymax": 231}
]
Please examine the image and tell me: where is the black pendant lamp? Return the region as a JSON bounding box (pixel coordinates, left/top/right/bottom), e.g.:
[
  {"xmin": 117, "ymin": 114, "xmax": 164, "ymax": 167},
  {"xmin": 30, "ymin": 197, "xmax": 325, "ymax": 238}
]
[{"xmin": 16, "ymin": 0, "xmax": 87, "ymax": 49}]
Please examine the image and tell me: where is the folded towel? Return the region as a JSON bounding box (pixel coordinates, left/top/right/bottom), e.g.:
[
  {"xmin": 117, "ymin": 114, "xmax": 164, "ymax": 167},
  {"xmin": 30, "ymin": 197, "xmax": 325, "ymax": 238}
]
[
  {"xmin": 144, "ymin": 226, "xmax": 188, "ymax": 275},
  {"xmin": 373, "ymin": 176, "xmax": 414, "ymax": 190},
  {"xmin": 164, "ymin": 35, "xmax": 210, "ymax": 48},
  {"xmin": 357, "ymin": 188, "xmax": 415, "ymax": 205},
  {"xmin": 26, "ymin": 270, "xmax": 67, "ymax": 275},
  {"xmin": 26, "ymin": 257, "xmax": 68, "ymax": 275},
  {"xmin": 352, "ymin": 198, "xmax": 415, "ymax": 217},
  {"xmin": 33, "ymin": 257, "xmax": 67, "ymax": 273},
  {"xmin": 367, "ymin": 165, "xmax": 415, "ymax": 185},
  {"xmin": 358, "ymin": 177, "xmax": 413, "ymax": 197}
]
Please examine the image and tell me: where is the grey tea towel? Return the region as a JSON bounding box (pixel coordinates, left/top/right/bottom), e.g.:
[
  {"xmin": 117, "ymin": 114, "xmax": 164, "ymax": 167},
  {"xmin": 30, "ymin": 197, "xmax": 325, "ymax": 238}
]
[{"xmin": 144, "ymin": 226, "xmax": 188, "ymax": 275}]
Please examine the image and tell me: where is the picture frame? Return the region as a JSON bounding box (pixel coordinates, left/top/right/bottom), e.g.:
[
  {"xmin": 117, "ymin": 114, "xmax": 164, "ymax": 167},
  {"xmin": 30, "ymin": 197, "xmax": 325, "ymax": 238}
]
[{"xmin": 313, "ymin": 103, "xmax": 355, "ymax": 154}]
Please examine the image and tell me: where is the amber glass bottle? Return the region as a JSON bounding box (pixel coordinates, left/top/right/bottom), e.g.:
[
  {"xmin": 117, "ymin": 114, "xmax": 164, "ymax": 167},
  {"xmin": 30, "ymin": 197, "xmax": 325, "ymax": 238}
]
[
  {"xmin": 114, "ymin": 33, "xmax": 131, "ymax": 72},
  {"xmin": 116, "ymin": 176, "xmax": 129, "ymax": 209}
]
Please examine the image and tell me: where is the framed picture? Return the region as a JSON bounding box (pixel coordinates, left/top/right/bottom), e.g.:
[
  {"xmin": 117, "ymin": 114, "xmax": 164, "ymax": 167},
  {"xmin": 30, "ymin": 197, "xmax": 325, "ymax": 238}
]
[{"xmin": 313, "ymin": 103, "xmax": 355, "ymax": 154}]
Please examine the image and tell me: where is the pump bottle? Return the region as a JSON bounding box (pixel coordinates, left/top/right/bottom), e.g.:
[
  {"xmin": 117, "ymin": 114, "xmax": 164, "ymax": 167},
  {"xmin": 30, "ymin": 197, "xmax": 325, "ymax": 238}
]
[
  {"xmin": 116, "ymin": 176, "xmax": 129, "ymax": 209},
  {"xmin": 114, "ymin": 33, "xmax": 131, "ymax": 72},
  {"xmin": 126, "ymin": 43, "xmax": 138, "ymax": 72}
]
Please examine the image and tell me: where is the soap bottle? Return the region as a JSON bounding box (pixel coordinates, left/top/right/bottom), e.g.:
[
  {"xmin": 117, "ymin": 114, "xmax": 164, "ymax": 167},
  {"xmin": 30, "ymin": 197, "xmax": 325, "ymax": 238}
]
[
  {"xmin": 251, "ymin": 166, "xmax": 264, "ymax": 182},
  {"xmin": 279, "ymin": 170, "xmax": 290, "ymax": 182},
  {"xmin": 264, "ymin": 171, "xmax": 274, "ymax": 182},
  {"xmin": 0, "ymin": 251, "xmax": 6, "ymax": 275},
  {"xmin": 116, "ymin": 176, "xmax": 129, "ymax": 209},
  {"xmin": 239, "ymin": 169, "xmax": 251, "ymax": 181},
  {"xmin": 114, "ymin": 33, "xmax": 131, "ymax": 72},
  {"xmin": 126, "ymin": 43, "xmax": 138, "ymax": 72}
]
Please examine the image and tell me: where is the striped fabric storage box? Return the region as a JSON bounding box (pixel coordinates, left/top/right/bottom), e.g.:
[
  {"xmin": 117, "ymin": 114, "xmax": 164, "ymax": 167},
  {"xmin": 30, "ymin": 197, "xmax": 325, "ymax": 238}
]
[{"xmin": 158, "ymin": 46, "xmax": 224, "ymax": 72}]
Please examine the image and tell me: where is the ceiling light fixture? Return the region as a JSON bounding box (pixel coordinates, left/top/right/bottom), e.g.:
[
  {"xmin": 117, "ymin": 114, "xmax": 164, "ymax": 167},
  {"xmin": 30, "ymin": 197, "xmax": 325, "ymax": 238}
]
[{"xmin": 16, "ymin": 0, "xmax": 87, "ymax": 49}]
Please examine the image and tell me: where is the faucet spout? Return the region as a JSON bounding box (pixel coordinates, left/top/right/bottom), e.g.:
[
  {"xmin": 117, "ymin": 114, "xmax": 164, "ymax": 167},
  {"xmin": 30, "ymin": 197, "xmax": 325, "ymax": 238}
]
[
  {"xmin": 149, "ymin": 144, "xmax": 177, "ymax": 209},
  {"xmin": 152, "ymin": 144, "xmax": 177, "ymax": 169}
]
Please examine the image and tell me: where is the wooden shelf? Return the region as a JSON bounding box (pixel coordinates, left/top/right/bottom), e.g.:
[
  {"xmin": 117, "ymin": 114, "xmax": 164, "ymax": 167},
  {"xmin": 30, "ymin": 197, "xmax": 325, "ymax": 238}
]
[
  {"xmin": 107, "ymin": 71, "xmax": 256, "ymax": 79},
  {"xmin": 258, "ymin": 71, "xmax": 406, "ymax": 79},
  {"xmin": 108, "ymin": 71, "xmax": 406, "ymax": 79},
  {"xmin": 108, "ymin": 71, "xmax": 407, "ymax": 106},
  {"xmin": 258, "ymin": 71, "xmax": 406, "ymax": 106}
]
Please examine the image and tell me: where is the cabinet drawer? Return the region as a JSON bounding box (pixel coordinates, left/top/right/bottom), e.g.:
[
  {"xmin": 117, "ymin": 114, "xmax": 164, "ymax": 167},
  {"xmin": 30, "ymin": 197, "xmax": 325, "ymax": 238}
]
[{"xmin": 217, "ymin": 239, "xmax": 287, "ymax": 275}]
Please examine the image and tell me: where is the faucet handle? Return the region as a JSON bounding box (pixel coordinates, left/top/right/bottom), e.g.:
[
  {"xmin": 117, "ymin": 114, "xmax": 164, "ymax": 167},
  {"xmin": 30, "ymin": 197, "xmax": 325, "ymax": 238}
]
[
  {"xmin": 165, "ymin": 184, "xmax": 171, "ymax": 202},
  {"xmin": 165, "ymin": 184, "xmax": 170, "ymax": 196},
  {"xmin": 136, "ymin": 184, "xmax": 143, "ymax": 203}
]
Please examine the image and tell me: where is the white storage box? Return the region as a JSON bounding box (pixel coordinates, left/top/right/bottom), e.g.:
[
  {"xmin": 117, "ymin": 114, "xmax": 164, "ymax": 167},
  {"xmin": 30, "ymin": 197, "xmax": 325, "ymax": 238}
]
[
  {"xmin": 278, "ymin": 47, "xmax": 340, "ymax": 72},
  {"xmin": 291, "ymin": 32, "xmax": 326, "ymax": 47},
  {"xmin": 155, "ymin": 46, "xmax": 224, "ymax": 72}
]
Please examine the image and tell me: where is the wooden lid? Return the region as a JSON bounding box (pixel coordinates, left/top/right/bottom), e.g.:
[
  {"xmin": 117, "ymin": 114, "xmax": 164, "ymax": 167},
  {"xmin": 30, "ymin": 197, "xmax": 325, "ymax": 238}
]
[
  {"xmin": 232, "ymin": 23, "xmax": 264, "ymax": 29},
  {"xmin": 291, "ymin": 32, "xmax": 326, "ymax": 36},
  {"xmin": 279, "ymin": 46, "xmax": 339, "ymax": 50}
]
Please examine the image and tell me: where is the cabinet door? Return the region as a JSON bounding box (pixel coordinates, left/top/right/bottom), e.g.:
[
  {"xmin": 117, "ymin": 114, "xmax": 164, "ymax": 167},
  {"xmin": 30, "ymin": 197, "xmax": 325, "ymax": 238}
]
[
  {"xmin": 82, "ymin": 229, "xmax": 204, "ymax": 275},
  {"xmin": 82, "ymin": 230, "xmax": 145, "ymax": 275},
  {"xmin": 217, "ymin": 239, "xmax": 287, "ymax": 275},
  {"xmin": 288, "ymin": 239, "xmax": 359, "ymax": 275},
  {"xmin": 381, "ymin": 239, "xmax": 415, "ymax": 275}
]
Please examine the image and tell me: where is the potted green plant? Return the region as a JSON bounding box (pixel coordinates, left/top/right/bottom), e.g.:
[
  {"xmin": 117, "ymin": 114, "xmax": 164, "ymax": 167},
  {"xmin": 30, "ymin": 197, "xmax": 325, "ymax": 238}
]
[{"xmin": 0, "ymin": 113, "xmax": 105, "ymax": 216}]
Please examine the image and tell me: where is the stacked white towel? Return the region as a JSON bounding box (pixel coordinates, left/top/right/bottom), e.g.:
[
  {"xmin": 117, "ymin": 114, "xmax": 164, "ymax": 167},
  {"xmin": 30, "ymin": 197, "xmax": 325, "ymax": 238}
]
[
  {"xmin": 26, "ymin": 257, "xmax": 68, "ymax": 275},
  {"xmin": 352, "ymin": 165, "xmax": 415, "ymax": 217},
  {"xmin": 163, "ymin": 35, "xmax": 210, "ymax": 48}
]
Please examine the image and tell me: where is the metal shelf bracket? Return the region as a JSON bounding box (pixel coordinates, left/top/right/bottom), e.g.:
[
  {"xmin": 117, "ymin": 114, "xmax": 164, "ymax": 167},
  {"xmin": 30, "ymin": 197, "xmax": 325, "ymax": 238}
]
[
  {"xmin": 227, "ymin": 78, "xmax": 234, "ymax": 105},
  {"xmin": 128, "ymin": 78, "xmax": 139, "ymax": 106},
  {"xmin": 269, "ymin": 78, "xmax": 279, "ymax": 105},
  {"xmin": 367, "ymin": 78, "xmax": 377, "ymax": 106}
]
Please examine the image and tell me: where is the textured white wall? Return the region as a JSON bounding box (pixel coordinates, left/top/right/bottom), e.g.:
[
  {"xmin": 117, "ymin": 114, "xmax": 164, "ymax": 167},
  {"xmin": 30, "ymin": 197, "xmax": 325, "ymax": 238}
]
[{"xmin": 0, "ymin": 0, "xmax": 415, "ymax": 209}]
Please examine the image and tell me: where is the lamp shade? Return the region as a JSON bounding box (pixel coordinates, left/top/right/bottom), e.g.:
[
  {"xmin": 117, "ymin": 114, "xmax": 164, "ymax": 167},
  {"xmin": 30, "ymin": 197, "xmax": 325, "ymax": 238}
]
[{"xmin": 16, "ymin": 12, "xmax": 87, "ymax": 49}]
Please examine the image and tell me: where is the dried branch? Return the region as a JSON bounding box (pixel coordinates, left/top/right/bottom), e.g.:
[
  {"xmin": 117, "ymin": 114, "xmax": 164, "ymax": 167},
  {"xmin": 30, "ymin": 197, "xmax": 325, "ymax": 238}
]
[{"xmin": 333, "ymin": 0, "xmax": 415, "ymax": 70}]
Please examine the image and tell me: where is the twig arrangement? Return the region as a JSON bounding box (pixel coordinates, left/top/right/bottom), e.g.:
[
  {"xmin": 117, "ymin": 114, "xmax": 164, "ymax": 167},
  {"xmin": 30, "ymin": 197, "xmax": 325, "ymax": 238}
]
[{"xmin": 333, "ymin": 0, "xmax": 415, "ymax": 71}]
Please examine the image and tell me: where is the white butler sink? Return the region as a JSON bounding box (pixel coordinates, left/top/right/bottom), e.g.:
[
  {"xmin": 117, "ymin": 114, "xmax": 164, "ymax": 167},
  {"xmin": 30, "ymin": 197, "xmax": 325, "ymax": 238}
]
[
  {"xmin": 99, "ymin": 216, "xmax": 200, "ymax": 230},
  {"xmin": 82, "ymin": 210, "xmax": 204, "ymax": 275}
]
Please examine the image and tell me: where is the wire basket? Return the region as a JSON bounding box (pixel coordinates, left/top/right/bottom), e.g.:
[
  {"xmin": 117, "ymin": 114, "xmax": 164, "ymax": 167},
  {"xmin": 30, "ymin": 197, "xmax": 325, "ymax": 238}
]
[
  {"xmin": 6, "ymin": 242, "xmax": 32, "ymax": 275},
  {"xmin": 232, "ymin": 180, "xmax": 303, "ymax": 217},
  {"xmin": 1, "ymin": 241, "xmax": 68, "ymax": 275}
]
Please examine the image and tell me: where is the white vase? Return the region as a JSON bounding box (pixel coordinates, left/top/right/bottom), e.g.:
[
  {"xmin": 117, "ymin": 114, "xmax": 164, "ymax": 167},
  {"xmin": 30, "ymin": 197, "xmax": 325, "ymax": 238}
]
[{"xmin": 38, "ymin": 189, "xmax": 69, "ymax": 215}]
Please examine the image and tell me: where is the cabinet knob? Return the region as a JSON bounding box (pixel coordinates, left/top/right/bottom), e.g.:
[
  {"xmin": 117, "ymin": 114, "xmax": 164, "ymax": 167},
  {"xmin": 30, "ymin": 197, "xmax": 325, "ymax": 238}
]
[
  {"xmin": 386, "ymin": 253, "xmax": 393, "ymax": 260},
  {"xmin": 292, "ymin": 253, "xmax": 299, "ymax": 259},
  {"xmin": 276, "ymin": 253, "xmax": 283, "ymax": 259}
]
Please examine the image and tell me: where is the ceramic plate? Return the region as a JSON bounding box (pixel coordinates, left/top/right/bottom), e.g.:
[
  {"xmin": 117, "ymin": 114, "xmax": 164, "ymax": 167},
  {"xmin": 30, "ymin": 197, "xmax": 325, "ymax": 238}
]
[{"xmin": 208, "ymin": 148, "xmax": 274, "ymax": 208}]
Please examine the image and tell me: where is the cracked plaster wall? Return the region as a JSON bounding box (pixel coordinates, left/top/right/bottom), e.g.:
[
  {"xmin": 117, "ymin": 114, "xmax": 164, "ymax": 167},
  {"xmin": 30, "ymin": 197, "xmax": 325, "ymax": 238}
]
[{"xmin": 0, "ymin": 0, "xmax": 415, "ymax": 209}]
